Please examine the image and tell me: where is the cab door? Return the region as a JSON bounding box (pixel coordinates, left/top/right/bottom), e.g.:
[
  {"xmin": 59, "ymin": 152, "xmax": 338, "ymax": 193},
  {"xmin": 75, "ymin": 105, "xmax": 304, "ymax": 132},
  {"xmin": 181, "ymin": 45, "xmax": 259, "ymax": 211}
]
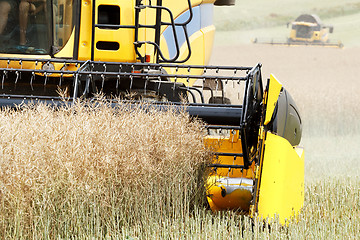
[{"xmin": 78, "ymin": 0, "xmax": 137, "ymax": 62}]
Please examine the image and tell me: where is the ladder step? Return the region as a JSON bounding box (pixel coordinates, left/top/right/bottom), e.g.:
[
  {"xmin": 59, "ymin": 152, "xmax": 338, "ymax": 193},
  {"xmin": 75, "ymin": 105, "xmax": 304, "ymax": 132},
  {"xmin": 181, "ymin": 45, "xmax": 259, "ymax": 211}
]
[
  {"xmin": 209, "ymin": 164, "xmax": 244, "ymax": 169},
  {"xmin": 214, "ymin": 152, "xmax": 243, "ymax": 157},
  {"xmin": 206, "ymin": 125, "xmax": 241, "ymax": 130}
]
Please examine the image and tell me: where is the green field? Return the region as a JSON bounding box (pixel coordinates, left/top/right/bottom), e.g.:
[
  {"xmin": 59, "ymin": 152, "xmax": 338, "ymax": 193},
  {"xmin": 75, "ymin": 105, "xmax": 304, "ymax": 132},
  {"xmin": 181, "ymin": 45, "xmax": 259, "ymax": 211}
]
[{"xmin": 213, "ymin": 0, "xmax": 360, "ymax": 47}]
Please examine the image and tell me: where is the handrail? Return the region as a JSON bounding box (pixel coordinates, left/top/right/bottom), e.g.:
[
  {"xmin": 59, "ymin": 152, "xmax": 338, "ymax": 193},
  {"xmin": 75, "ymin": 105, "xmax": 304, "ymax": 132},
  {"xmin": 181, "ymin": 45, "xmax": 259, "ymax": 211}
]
[{"xmin": 134, "ymin": 0, "xmax": 193, "ymax": 63}]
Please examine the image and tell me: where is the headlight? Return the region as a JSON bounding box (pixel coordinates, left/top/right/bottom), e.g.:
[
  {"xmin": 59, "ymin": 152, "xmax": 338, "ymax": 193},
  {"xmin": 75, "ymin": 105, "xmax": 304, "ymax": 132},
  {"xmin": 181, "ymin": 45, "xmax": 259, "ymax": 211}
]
[{"xmin": 42, "ymin": 62, "xmax": 55, "ymax": 74}]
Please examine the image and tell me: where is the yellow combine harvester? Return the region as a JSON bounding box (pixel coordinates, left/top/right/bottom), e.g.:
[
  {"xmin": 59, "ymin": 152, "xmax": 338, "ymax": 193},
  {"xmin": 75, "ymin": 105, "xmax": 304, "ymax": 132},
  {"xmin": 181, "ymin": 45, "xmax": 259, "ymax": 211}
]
[
  {"xmin": 0, "ymin": 0, "xmax": 303, "ymax": 224},
  {"xmin": 287, "ymin": 14, "xmax": 342, "ymax": 47},
  {"xmin": 254, "ymin": 14, "xmax": 343, "ymax": 48}
]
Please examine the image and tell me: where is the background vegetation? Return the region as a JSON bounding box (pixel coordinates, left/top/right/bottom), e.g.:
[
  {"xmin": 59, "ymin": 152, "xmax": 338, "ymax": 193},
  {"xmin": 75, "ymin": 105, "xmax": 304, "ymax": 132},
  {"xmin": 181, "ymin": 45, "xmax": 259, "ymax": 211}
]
[{"xmin": 214, "ymin": 0, "xmax": 360, "ymax": 47}]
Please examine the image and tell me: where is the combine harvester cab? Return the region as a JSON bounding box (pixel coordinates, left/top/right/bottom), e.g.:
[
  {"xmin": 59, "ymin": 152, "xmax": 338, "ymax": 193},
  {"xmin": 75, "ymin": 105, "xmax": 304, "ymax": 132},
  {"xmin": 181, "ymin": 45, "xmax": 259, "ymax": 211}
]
[{"xmin": 0, "ymin": 0, "xmax": 303, "ymax": 224}]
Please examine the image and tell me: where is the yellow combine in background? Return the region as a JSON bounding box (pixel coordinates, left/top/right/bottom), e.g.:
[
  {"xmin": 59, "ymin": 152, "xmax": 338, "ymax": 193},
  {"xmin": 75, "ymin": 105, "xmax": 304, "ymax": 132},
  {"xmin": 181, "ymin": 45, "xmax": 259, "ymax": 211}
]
[
  {"xmin": 254, "ymin": 14, "xmax": 343, "ymax": 48},
  {"xmin": 0, "ymin": 0, "xmax": 303, "ymax": 224},
  {"xmin": 287, "ymin": 14, "xmax": 342, "ymax": 47}
]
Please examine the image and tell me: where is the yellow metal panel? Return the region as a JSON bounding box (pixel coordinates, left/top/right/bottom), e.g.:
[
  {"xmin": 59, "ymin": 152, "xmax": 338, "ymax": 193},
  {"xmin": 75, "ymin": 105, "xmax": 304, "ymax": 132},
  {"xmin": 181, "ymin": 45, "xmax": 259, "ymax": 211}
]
[
  {"xmin": 293, "ymin": 22, "xmax": 316, "ymax": 27},
  {"xmin": 158, "ymin": 35, "xmax": 170, "ymax": 62},
  {"xmin": 289, "ymin": 29, "xmax": 296, "ymax": 41},
  {"xmin": 206, "ymin": 195, "xmax": 221, "ymax": 211},
  {"xmin": 165, "ymin": 30, "xmax": 205, "ymax": 86},
  {"xmin": 94, "ymin": 28, "xmax": 136, "ymax": 62},
  {"xmin": 180, "ymin": 30, "xmax": 205, "ymax": 63},
  {"xmin": 206, "ymin": 175, "xmax": 253, "ymax": 211},
  {"xmin": 78, "ymin": 0, "xmax": 137, "ymax": 61},
  {"xmin": 78, "ymin": 0, "xmax": 93, "ymax": 60},
  {"xmin": 257, "ymin": 132, "xmax": 304, "ymax": 225},
  {"xmin": 54, "ymin": 29, "xmax": 75, "ymax": 58},
  {"xmin": 264, "ymin": 74, "xmax": 282, "ymax": 125},
  {"xmin": 202, "ymin": 0, "xmax": 216, "ymax": 3},
  {"xmin": 92, "ymin": 0, "xmax": 136, "ymax": 62},
  {"xmin": 205, "ymin": 133, "xmax": 255, "ymax": 212},
  {"xmin": 0, "ymin": 55, "xmax": 50, "ymax": 69}
]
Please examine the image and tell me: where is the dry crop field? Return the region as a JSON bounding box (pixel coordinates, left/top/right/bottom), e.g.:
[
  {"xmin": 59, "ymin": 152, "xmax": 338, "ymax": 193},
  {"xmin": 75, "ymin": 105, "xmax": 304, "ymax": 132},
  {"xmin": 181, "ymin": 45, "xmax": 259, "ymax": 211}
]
[
  {"xmin": 0, "ymin": 102, "xmax": 211, "ymax": 238},
  {"xmin": 0, "ymin": 44, "xmax": 359, "ymax": 239}
]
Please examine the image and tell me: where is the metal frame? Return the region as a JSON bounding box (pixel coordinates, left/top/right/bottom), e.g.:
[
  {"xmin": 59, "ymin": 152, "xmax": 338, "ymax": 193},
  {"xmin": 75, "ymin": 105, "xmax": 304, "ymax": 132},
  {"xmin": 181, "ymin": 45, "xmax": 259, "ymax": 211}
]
[
  {"xmin": 73, "ymin": 0, "xmax": 82, "ymax": 59},
  {"xmin": 133, "ymin": 0, "xmax": 193, "ymax": 63}
]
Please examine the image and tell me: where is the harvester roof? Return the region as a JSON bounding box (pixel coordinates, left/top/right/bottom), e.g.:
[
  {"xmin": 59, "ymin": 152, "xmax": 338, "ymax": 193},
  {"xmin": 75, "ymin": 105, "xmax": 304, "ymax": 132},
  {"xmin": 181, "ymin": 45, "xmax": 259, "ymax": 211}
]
[{"xmin": 294, "ymin": 14, "xmax": 322, "ymax": 25}]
